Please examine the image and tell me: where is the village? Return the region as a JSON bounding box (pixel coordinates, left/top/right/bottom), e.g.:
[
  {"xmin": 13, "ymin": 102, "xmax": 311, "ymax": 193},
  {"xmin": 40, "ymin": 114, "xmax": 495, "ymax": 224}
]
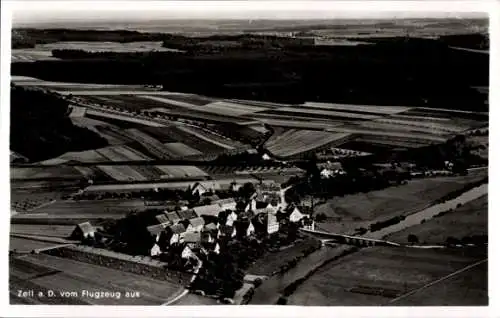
[{"xmin": 67, "ymin": 179, "xmax": 314, "ymax": 301}]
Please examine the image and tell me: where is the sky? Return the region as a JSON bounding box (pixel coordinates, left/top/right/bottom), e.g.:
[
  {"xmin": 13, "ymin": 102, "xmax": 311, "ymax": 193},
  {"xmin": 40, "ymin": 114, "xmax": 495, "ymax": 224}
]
[{"xmin": 10, "ymin": 1, "xmax": 488, "ymax": 25}]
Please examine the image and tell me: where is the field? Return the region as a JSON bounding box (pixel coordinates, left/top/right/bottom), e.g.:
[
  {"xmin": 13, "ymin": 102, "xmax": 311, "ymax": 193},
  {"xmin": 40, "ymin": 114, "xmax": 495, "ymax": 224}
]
[
  {"xmin": 9, "ymin": 236, "xmax": 67, "ymax": 253},
  {"xmin": 386, "ymin": 194, "xmax": 487, "ymax": 245},
  {"xmin": 10, "ymin": 253, "xmax": 183, "ymax": 305},
  {"xmin": 28, "ymin": 199, "xmax": 150, "ymax": 218},
  {"xmin": 315, "ymin": 170, "xmax": 488, "ymax": 235},
  {"xmin": 10, "ymin": 224, "xmax": 75, "ymax": 238},
  {"xmin": 265, "ymin": 129, "xmax": 352, "ymax": 158},
  {"xmin": 287, "ymin": 246, "xmax": 487, "ymax": 306}
]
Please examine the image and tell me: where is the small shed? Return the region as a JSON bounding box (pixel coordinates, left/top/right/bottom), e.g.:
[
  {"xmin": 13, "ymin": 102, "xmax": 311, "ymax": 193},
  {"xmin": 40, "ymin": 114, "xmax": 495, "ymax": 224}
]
[{"xmin": 71, "ymin": 222, "xmax": 96, "ymax": 240}]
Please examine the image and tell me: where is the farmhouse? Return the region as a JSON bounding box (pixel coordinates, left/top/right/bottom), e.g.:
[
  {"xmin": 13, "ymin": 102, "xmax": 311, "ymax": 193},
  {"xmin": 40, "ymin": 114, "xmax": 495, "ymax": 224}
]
[
  {"xmin": 201, "ymin": 230, "xmax": 215, "ymax": 243},
  {"xmin": 146, "ymin": 223, "xmax": 168, "ymax": 242},
  {"xmin": 177, "ymin": 209, "xmax": 197, "ymax": 220},
  {"xmin": 225, "ymin": 211, "xmax": 239, "ymax": 226},
  {"xmin": 267, "ymin": 212, "xmax": 279, "ymax": 234},
  {"xmin": 181, "ymin": 245, "xmax": 196, "ymax": 259},
  {"xmin": 218, "ymin": 225, "xmax": 237, "ymax": 239},
  {"xmin": 289, "ymin": 207, "xmax": 307, "ymax": 223},
  {"xmin": 155, "ymin": 214, "xmax": 170, "ymax": 224},
  {"xmin": 167, "ymin": 223, "xmax": 186, "ymax": 245},
  {"xmin": 71, "ymin": 222, "xmax": 96, "ymax": 240},
  {"xmin": 183, "ymin": 232, "xmax": 202, "ymax": 248},
  {"xmin": 165, "ymin": 211, "xmax": 181, "ymax": 224},
  {"xmin": 213, "ymin": 198, "xmax": 237, "ymax": 211},
  {"xmin": 193, "ymin": 204, "xmax": 223, "ymax": 217},
  {"xmin": 187, "ymin": 217, "xmax": 205, "ymax": 232},
  {"xmin": 191, "ymin": 181, "xmax": 221, "ymax": 196}
]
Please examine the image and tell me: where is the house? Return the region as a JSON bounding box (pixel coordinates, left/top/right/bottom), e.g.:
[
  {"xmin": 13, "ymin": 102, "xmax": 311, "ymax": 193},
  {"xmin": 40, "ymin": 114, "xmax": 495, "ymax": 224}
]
[
  {"xmin": 201, "ymin": 230, "xmax": 215, "ymax": 243},
  {"xmin": 230, "ymin": 182, "xmax": 242, "ymax": 192},
  {"xmin": 177, "ymin": 209, "xmax": 197, "ymax": 220},
  {"xmin": 218, "ymin": 225, "xmax": 237, "ymax": 239},
  {"xmin": 186, "ymin": 217, "xmax": 205, "ymax": 232},
  {"xmin": 167, "ymin": 223, "xmax": 186, "ymax": 245},
  {"xmin": 181, "ymin": 245, "xmax": 196, "ymax": 259},
  {"xmin": 71, "ymin": 222, "xmax": 96, "ymax": 240},
  {"xmin": 214, "ymin": 242, "xmax": 221, "ymax": 254},
  {"xmin": 191, "ymin": 181, "xmax": 221, "ymax": 196},
  {"xmin": 150, "ymin": 243, "xmax": 161, "ymax": 257},
  {"xmin": 166, "ymin": 211, "xmax": 181, "ymax": 224},
  {"xmin": 193, "ymin": 204, "xmax": 223, "ymax": 218},
  {"xmin": 267, "ymin": 212, "xmax": 279, "ymax": 234},
  {"xmin": 302, "ymin": 217, "xmax": 315, "ymax": 231},
  {"xmin": 183, "ymin": 232, "xmax": 202, "ymax": 248},
  {"xmin": 155, "ymin": 214, "xmax": 170, "ymax": 224},
  {"xmin": 146, "ymin": 223, "xmax": 168, "ymax": 242},
  {"xmin": 289, "ymin": 207, "xmax": 306, "ymax": 223},
  {"xmin": 225, "ymin": 211, "xmax": 238, "ymax": 226},
  {"xmin": 204, "ymin": 222, "xmax": 218, "ymax": 233},
  {"xmin": 213, "ymin": 198, "xmax": 237, "ymax": 211}
]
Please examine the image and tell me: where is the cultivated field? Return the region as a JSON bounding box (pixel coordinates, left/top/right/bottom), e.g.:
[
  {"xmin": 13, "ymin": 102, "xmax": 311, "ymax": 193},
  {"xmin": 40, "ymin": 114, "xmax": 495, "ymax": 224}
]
[
  {"xmin": 9, "ymin": 236, "xmax": 67, "ymax": 253},
  {"xmin": 31, "ymin": 199, "xmax": 150, "ymax": 218},
  {"xmin": 315, "ymin": 171, "xmax": 488, "ymax": 235},
  {"xmin": 10, "ymin": 224, "xmax": 75, "ymax": 238},
  {"xmin": 265, "ymin": 129, "xmax": 352, "ymax": 158},
  {"xmin": 10, "ymin": 253, "xmax": 184, "ymax": 305},
  {"xmin": 386, "ymin": 194, "xmax": 487, "ymax": 245},
  {"xmin": 287, "ymin": 246, "xmax": 487, "ymax": 306}
]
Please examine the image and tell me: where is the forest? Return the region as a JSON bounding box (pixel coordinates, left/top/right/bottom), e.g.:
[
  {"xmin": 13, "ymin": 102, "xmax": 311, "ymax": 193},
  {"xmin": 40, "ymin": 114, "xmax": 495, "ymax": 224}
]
[{"xmin": 11, "ymin": 31, "xmax": 489, "ymax": 110}]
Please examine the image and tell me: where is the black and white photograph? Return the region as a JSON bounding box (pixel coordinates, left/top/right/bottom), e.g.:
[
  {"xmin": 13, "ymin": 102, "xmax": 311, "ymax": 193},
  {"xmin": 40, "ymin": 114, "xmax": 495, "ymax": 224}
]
[{"xmin": 2, "ymin": 0, "xmax": 493, "ymax": 311}]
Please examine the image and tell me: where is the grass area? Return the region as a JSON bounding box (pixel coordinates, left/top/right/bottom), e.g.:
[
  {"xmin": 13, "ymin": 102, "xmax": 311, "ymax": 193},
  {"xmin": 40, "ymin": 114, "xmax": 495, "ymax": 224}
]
[
  {"xmin": 386, "ymin": 194, "xmax": 487, "ymax": 245},
  {"xmin": 390, "ymin": 260, "xmax": 488, "ymax": 306},
  {"xmin": 315, "ymin": 171, "xmax": 487, "ymax": 235},
  {"xmin": 10, "ymin": 253, "xmax": 183, "ymax": 305},
  {"xmin": 246, "ymin": 238, "xmax": 321, "ymax": 276},
  {"xmin": 32, "ymin": 199, "xmax": 148, "ymax": 217},
  {"xmin": 287, "ymin": 246, "xmax": 487, "ymax": 306}
]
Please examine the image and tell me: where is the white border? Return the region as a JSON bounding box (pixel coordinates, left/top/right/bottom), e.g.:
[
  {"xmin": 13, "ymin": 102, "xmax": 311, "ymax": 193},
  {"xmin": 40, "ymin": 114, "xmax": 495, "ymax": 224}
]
[{"xmin": 1, "ymin": 1, "xmax": 498, "ymax": 317}]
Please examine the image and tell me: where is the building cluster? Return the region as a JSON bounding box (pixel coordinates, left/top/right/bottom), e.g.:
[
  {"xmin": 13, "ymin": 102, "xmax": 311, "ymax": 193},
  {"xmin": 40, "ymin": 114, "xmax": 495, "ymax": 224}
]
[{"xmin": 71, "ymin": 182, "xmax": 313, "ymax": 270}]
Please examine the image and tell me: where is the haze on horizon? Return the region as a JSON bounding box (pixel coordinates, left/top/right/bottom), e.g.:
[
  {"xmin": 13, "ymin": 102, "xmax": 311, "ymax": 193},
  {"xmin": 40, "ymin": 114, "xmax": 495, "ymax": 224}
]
[{"xmin": 12, "ymin": 3, "xmax": 487, "ymax": 27}]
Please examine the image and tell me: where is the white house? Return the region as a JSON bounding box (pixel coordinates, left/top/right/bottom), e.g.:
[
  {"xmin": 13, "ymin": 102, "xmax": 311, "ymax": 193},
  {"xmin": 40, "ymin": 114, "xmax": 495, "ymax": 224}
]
[
  {"xmin": 181, "ymin": 246, "xmax": 196, "ymax": 259},
  {"xmin": 289, "ymin": 207, "xmax": 306, "ymax": 223},
  {"xmin": 246, "ymin": 222, "xmax": 255, "ymax": 236},
  {"xmin": 168, "ymin": 223, "xmax": 186, "ymax": 245},
  {"xmin": 225, "ymin": 211, "xmax": 238, "ymax": 227},
  {"xmin": 267, "ymin": 212, "xmax": 279, "ymax": 234},
  {"xmin": 214, "ymin": 242, "xmax": 221, "ymax": 254},
  {"xmin": 150, "ymin": 243, "xmax": 161, "ymax": 257}
]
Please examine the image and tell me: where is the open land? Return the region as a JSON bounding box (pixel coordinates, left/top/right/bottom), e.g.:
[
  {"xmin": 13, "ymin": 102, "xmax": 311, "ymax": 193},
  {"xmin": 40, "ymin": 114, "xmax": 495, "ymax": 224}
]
[
  {"xmin": 315, "ymin": 169, "xmax": 488, "ymax": 235},
  {"xmin": 286, "ymin": 246, "xmax": 487, "ymax": 306},
  {"xmin": 10, "ymin": 253, "xmax": 184, "ymax": 305}
]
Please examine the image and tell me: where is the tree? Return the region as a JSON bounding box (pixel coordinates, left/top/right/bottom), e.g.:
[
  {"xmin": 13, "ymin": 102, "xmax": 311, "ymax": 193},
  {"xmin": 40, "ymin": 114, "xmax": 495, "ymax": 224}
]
[
  {"xmin": 407, "ymin": 234, "xmax": 419, "ymax": 244},
  {"xmin": 239, "ymin": 182, "xmax": 256, "ymax": 200}
]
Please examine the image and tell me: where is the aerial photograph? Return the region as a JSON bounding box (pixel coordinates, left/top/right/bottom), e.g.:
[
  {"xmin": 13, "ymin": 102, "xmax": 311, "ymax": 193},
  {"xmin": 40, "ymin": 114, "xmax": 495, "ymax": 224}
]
[{"xmin": 8, "ymin": 5, "xmax": 489, "ymax": 306}]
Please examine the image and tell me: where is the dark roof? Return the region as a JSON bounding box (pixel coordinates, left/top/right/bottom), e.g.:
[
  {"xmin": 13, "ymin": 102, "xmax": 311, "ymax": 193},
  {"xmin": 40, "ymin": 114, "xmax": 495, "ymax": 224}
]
[
  {"xmin": 155, "ymin": 214, "xmax": 169, "ymax": 224},
  {"xmin": 193, "ymin": 204, "xmax": 222, "ymax": 217},
  {"xmin": 183, "ymin": 231, "xmax": 201, "ymax": 243},
  {"xmin": 177, "ymin": 209, "xmax": 197, "ymax": 220},
  {"xmin": 169, "ymin": 223, "xmax": 186, "ymax": 234},
  {"xmin": 218, "ymin": 225, "xmax": 234, "ymax": 236},
  {"xmin": 189, "ymin": 217, "xmax": 205, "ymax": 228},
  {"xmin": 256, "ymin": 201, "xmax": 269, "ymax": 209},
  {"xmin": 76, "ymin": 222, "xmax": 95, "ymax": 234},
  {"xmin": 166, "ymin": 211, "xmax": 181, "ymax": 222},
  {"xmin": 147, "ymin": 224, "xmax": 166, "ymax": 236}
]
